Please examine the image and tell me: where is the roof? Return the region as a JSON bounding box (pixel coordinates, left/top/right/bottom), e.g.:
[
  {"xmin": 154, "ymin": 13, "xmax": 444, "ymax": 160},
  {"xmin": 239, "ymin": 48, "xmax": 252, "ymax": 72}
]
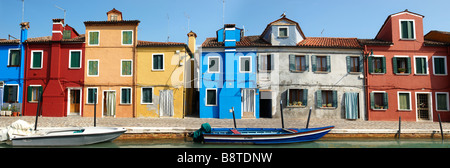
[
  {"xmin": 26, "ymin": 34, "xmax": 85, "ymax": 43},
  {"xmin": 137, "ymin": 40, "xmax": 187, "ymax": 47},
  {"xmin": 260, "ymin": 16, "xmax": 306, "ymax": 40},
  {"xmin": 357, "ymin": 39, "xmax": 393, "ymax": 46},
  {"xmin": 107, "ymin": 8, "xmax": 122, "ymax": 15},
  {"xmin": 201, "ymin": 35, "xmax": 271, "ymax": 47},
  {"xmin": 0, "ymin": 39, "xmax": 20, "ymax": 45},
  {"xmin": 84, "ymin": 20, "xmax": 140, "ymax": 26},
  {"xmin": 297, "ymin": 37, "xmax": 362, "ymax": 49},
  {"xmin": 424, "ymin": 30, "xmax": 450, "ymax": 43},
  {"xmin": 375, "ymin": 9, "xmax": 424, "ymax": 40}
]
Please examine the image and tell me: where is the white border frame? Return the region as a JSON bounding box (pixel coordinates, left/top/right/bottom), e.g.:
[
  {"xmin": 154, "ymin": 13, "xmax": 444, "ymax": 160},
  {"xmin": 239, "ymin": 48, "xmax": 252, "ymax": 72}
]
[
  {"xmin": 7, "ymin": 48, "xmax": 20, "ymax": 66},
  {"xmin": 28, "ymin": 84, "xmax": 41, "ymax": 103},
  {"xmin": 371, "ymin": 91, "xmax": 387, "ymax": 110},
  {"xmin": 141, "ymin": 87, "xmax": 154, "ymax": 104},
  {"xmin": 435, "ymin": 92, "xmax": 450, "ymax": 112},
  {"xmin": 399, "ymin": 19, "xmax": 416, "ymax": 40},
  {"xmin": 120, "ymin": 87, "xmax": 132, "ymax": 105},
  {"xmin": 120, "ymin": 59, "xmax": 133, "ymax": 77},
  {"xmin": 413, "ymin": 56, "xmax": 428, "ymax": 75},
  {"xmin": 30, "ymin": 50, "xmax": 44, "ymax": 69},
  {"xmin": 397, "ymin": 91, "xmax": 412, "ymax": 111},
  {"xmin": 85, "ymin": 87, "xmax": 99, "ymax": 104},
  {"xmin": 67, "ymin": 87, "xmax": 83, "ymax": 116},
  {"xmin": 393, "ymin": 55, "xmax": 410, "ymax": 75},
  {"xmin": 87, "ymin": 60, "xmax": 99, "ymax": 77},
  {"xmin": 69, "ymin": 50, "xmax": 82, "ymax": 69},
  {"xmin": 121, "ymin": 30, "xmax": 134, "ymax": 46},
  {"xmin": 278, "ymin": 26, "xmax": 289, "ymax": 38},
  {"xmin": 432, "ymin": 56, "xmax": 447, "ymax": 75},
  {"xmin": 239, "ymin": 56, "xmax": 252, "ymax": 73},
  {"xmin": 205, "ymin": 88, "xmax": 217, "ymax": 106},
  {"xmin": 152, "ymin": 53, "xmax": 165, "ymax": 71},
  {"xmin": 207, "ymin": 56, "xmax": 220, "ymax": 73},
  {"xmin": 88, "ymin": 30, "xmax": 100, "ymax": 46},
  {"xmin": 370, "ymin": 55, "xmax": 385, "ymax": 74},
  {"xmin": 3, "ymin": 84, "xmax": 20, "ymax": 103},
  {"xmin": 415, "ymin": 92, "xmax": 433, "ymax": 121}
]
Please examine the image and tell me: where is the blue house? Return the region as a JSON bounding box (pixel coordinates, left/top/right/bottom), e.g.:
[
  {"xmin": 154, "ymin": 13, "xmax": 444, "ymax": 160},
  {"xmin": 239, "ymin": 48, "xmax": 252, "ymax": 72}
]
[
  {"xmin": 0, "ymin": 22, "xmax": 29, "ymax": 112},
  {"xmin": 199, "ymin": 24, "xmax": 259, "ymax": 119}
]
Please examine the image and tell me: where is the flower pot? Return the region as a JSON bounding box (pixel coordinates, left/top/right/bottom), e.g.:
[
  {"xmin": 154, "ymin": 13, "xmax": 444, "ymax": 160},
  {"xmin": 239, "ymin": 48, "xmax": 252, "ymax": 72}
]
[
  {"xmin": 0, "ymin": 111, "xmax": 4, "ymax": 116},
  {"xmin": 4, "ymin": 111, "xmax": 11, "ymax": 116},
  {"xmin": 12, "ymin": 112, "xmax": 19, "ymax": 117}
]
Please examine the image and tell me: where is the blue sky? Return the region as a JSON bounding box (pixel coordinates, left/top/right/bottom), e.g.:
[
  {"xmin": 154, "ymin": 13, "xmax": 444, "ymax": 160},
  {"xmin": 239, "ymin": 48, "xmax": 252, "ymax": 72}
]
[{"xmin": 1, "ymin": 0, "xmax": 449, "ymax": 47}]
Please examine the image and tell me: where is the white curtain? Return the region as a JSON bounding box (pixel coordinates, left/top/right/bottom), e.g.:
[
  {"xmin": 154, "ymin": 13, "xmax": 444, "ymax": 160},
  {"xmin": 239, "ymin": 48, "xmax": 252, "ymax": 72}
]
[
  {"xmin": 243, "ymin": 89, "xmax": 254, "ymax": 113},
  {"xmin": 345, "ymin": 92, "xmax": 358, "ymax": 119},
  {"xmin": 105, "ymin": 92, "xmax": 116, "ymax": 116}
]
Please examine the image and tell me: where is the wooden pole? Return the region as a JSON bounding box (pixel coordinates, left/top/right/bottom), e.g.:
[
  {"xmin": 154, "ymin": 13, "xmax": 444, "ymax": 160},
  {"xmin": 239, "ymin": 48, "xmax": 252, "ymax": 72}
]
[
  {"xmin": 280, "ymin": 100, "xmax": 284, "ymax": 128},
  {"xmin": 34, "ymin": 90, "xmax": 42, "ymax": 131}
]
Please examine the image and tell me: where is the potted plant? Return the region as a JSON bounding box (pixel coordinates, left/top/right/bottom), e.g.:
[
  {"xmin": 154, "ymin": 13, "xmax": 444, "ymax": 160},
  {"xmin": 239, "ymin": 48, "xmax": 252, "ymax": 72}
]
[
  {"xmin": 2, "ymin": 105, "xmax": 11, "ymax": 116},
  {"xmin": 398, "ymin": 68, "xmax": 406, "ymax": 74},
  {"xmin": 0, "ymin": 106, "xmax": 7, "ymax": 116},
  {"xmin": 322, "ymin": 104, "xmax": 327, "ymax": 107},
  {"xmin": 375, "ymin": 68, "xmax": 382, "ymax": 73},
  {"xmin": 11, "ymin": 105, "xmax": 19, "ymax": 117},
  {"xmin": 327, "ymin": 103, "xmax": 332, "ymax": 107},
  {"xmin": 298, "ymin": 101, "xmax": 302, "ymax": 106}
]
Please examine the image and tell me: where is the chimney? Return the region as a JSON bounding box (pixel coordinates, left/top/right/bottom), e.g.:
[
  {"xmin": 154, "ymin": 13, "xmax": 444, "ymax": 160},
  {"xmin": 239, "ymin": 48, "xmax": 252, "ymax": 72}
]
[
  {"xmin": 52, "ymin": 18, "xmax": 64, "ymax": 41},
  {"xmin": 20, "ymin": 22, "xmax": 29, "ymax": 43},
  {"xmin": 187, "ymin": 31, "xmax": 197, "ymax": 54}
]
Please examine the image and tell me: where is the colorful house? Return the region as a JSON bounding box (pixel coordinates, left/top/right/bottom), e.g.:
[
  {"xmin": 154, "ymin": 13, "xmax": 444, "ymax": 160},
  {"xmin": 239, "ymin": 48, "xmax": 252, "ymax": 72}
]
[
  {"xmin": 135, "ymin": 32, "xmax": 195, "ymax": 118},
  {"xmin": 22, "ymin": 19, "xmax": 85, "ymax": 117},
  {"xmin": 83, "ymin": 9, "xmax": 139, "ymax": 118},
  {"xmin": 360, "ymin": 10, "xmax": 450, "ymax": 121},
  {"xmin": 200, "ymin": 24, "xmax": 259, "ymax": 119},
  {"xmin": 0, "ymin": 22, "xmax": 28, "ymax": 114}
]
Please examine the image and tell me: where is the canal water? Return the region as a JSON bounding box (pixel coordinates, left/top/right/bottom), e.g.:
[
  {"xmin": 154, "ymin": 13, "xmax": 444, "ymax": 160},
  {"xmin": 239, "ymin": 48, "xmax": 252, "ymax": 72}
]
[{"xmin": 2, "ymin": 138, "xmax": 447, "ymax": 148}]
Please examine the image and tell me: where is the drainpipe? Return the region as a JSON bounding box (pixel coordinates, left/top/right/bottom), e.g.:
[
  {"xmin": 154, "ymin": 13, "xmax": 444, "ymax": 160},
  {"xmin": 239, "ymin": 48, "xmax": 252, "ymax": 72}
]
[{"xmin": 364, "ymin": 45, "xmax": 370, "ymax": 121}]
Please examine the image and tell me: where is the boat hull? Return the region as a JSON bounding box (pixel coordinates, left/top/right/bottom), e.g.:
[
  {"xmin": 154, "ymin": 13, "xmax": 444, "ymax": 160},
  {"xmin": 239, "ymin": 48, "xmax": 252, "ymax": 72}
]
[
  {"xmin": 11, "ymin": 127, "xmax": 126, "ymax": 147},
  {"xmin": 203, "ymin": 126, "xmax": 334, "ymax": 144}
]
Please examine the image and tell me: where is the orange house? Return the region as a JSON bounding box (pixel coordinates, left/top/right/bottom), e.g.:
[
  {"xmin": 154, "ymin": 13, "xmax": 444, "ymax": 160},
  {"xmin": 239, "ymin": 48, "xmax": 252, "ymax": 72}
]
[
  {"xmin": 83, "ymin": 8, "xmax": 139, "ymax": 118},
  {"xmin": 360, "ymin": 10, "xmax": 450, "ymax": 121}
]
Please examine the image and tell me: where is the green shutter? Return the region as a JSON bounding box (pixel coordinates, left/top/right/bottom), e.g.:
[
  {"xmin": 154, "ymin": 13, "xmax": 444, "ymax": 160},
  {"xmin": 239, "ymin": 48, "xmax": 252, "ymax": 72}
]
[
  {"xmin": 407, "ymin": 21, "xmax": 414, "ymax": 39},
  {"xmin": 383, "ymin": 93, "xmax": 388, "ymax": 109},
  {"xmin": 3, "ymin": 86, "xmax": 9, "ymax": 102},
  {"xmin": 32, "ymin": 52, "xmax": 42, "ymax": 68},
  {"xmin": 316, "ymin": 90, "xmax": 322, "ymax": 108},
  {"xmin": 406, "ymin": 57, "xmax": 411, "ymax": 74},
  {"xmin": 437, "ymin": 94, "xmax": 448, "ymax": 110},
  {"xmin": 63, "ymin": 30, "xmax": 71, "ymax": 39},
  {"xmin": 416, "ymin": 58, "xmax": 423, "ymax": 74},
  {"xmin": 286, "ymin": 89, "xmax": 290, "ymax": 106},
  {"xmin": 122, "ymin": 61, "xmax": 132, "ymax": 75},
  {"xmin": 70, "ymin": 51, "xmax": 81, "ymax": 68},
  {"xmin": 370, "ymin": 92, "xmax": 374, "ymax": 109},
  {"xmin": 381, "ymin": 57, "xmax": 386, "ymax": 74},
  {"xmin": 88, "ymin": 89, "xmax": 93, "ymax": 103},
  {"xmin": 332, "ymin": 90, "xmax": 337, "ymax": 108},
  {"xmin": 88, "ymin": 61, "xmax": 98, "ymax": 75},
  {"xmin": 27, "ymin": 86, "xmax": 31, "ymax": 102},
  {"xmin": 359, "ymin": 55, "xmax": 364, "ymax": 73},
  {"xmin": 289, "ymin": 54, "xmax": 295, "ymax": 71},
  {"xmin": 326, "ymin": 56, "xmax": 331, "ymax": 72},
  {"xmin": 89, "ymin": 32, "xmax": 99, "ymax": 45},
  {"xmin": 38, "ymin": 86, "xmax": 43, "ymax": 101},
  {"xmin": 311, "ymin": 55, "xmax": 316, "ymax": 72},
  {"xmin": 401, "ymin": 21, "xmax": 408, "ymax": 39},
  {"xmin": 346, "ymin": 56, "xmax": 351, "ymax": 73},
  {"xmin": 302, "ymin": 89, "xmax": 308, "ymax": 106},
  {"xmin": 305, "ymin": 55, "xmax": 309, "ymax": 71},
  {"xmin": 392, "ymin": 57, "xmax": 398, "ymax": 74},
  {"xmin": 123, "ymin": 31, "xmax": 132, "ymax": 44},
  {"xmin": 368, "ymin": 56, "xmax": 373, "ymax": 73}
]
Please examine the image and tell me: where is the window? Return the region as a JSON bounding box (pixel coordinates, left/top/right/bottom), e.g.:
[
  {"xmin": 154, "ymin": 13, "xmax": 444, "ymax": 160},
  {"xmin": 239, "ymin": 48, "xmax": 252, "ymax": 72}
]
[
  {"xmin": 122, "ymin": 30, "xmax": 133, "ymax": 45},
  {"xmin": 63, "ymin": 30, "xmax": 71, "ymax": 39},
  {"xmin": 69, "ymin": 50, "xmax": 82, "ymax": 69},
  {"xmin": 368, "ymin": 56, "xmax": 386, "ymax": 74},
  {"xmin": 393, "ymin": 56, "xmax": 411, "ymax": 74},
  {"xmin": 30, "ymin": 51, "xmax": 43, "ymax": 69},
  {"xmin": 208, "ymin": 57, "xmax": 219, "ymax": 73},
  {"xmin": 316, "ymin": 56, "xmax": 327, "ymax": 72},
  {"xmin": 206, "ymin": 89, "xmax": 217, "ymax": 106},
  {"xmin": 436, "ymin": 92, "xmax": 449, "ymax": 111},
  {"xmin": 278, "ymin": 27, "xmax": 288, "ymax": 37},
  {"xmin": 371, "ymin": 92, "xmax": 388, "ymax": 110},
  {"xmin": 259, "ymin": 54, "xmax": 272, "ymax": 71},
  {"xmin": 398, "ymin": 92, "xmax": 411, "ymax": 111},
  {"xmin": 8, "ymin": 49, "xmax": 20, "ymax": 67},
  {"xmin": 86, "ymin": 88, "xmax": 98, "ymax": 104},
  {"xmin": 287, "ymin": 89, "xmax": 307, "ymax": 107},
  {"xmin": 433, "ymin": 56, "xmax": 447, "ymax": 75},
  {"xmin": 3, "ymin": 85, "xmax": 18, "ymax": 103},
  {"xmin": 120, "ymin": 88, "xmax": 132, "ymax": 104},
  {"xmin": 289, "ymin": 54, "xmax": 308, "ymax": 72},
  {"xmin": 152, "ymin": 54, "xmax": 164, "ymax": 71},
  {"xmin": 27, "ymin": 85, "xmax": 41, "ymax": 103},
  {"xmin": 316, "ymin": 90, "xmax": 337, "ymax": 108},
  {"xmin": 239, "ymin": 56, "xmax": 251, "ymax": 73},
  {"xmin": 87, "ymin": 60, "xmax": 99, "ymax": 76},
  {"xmin": 347, "ymin": 56, "xmax": 361, "ymax": 73},
  {"xmin": 88, "ymin": 31, "xmax": 99, "ymax": 45},
  {"xmin": 400, "ymin": 20, "xmax": 415, "ymax": 40},
  {"xmin": 121, "ymin": 60, "xmax": 132, "ymax": 76},
  {"xmin": 414, "ymin": 56, "xmax": 428, "ymax": 75},
  {"xmin": 141, "ymin": 87, "xmax": 153, "ymax": 104},
  {"xmin": 110, "ymin": 14, "xmax": 118, "ymax": 21}
]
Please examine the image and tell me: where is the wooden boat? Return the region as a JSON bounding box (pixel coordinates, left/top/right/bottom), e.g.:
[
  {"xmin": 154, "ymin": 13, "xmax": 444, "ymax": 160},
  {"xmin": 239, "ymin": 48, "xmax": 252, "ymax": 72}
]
[
  {"xmin": 8, "ymin": 127, "xmax": 126, "ymax": 147},
  {"xmin": 202, "ymin": 126, "xmax": 334, "ymax": 144}
]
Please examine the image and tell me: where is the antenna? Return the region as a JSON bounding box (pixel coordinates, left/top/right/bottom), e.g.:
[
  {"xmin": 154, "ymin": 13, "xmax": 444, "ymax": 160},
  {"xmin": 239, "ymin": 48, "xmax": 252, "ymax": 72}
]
[
  {"xmin": 21, "ymin": 0, "xmax": 25, "ymax": 22},
  {"xmin": 55, "ymin": 5, "xmax": 66, "ymax": 23},
  {"xmin": 166, "ymin": 13, "xmax": 170, "ymax": 42},
  {"xmin": 184, "ymin": 12, "xmax": 190, "ymax": 32},
  {"xmin": 222, "ymin": 0, "xmax": 225, "ymax": 25},
  {"xmin": 321, "ymin": 29, "xmax": 325, "ymax": 37}
]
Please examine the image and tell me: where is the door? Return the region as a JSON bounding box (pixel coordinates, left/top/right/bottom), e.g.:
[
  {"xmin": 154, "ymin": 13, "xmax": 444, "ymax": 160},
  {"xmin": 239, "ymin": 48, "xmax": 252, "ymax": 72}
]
[
  {"xmin": 69, "ymin": 89, "xmax": 81, "ymax": 115},
  {"xmin": 159, "ymin": 90, "xmax": 174, "ymax": 117},
  {"xmin": 103, "ymin": 91, "xmax": 116, "ymax": 117},
  {"xmin": 417, "ymin": 93, "xmax": 430, "ymax": 120},
  {"xmin": 242, "ymin": 89, "xmax": 255, "ymax": 118},
  {"xmin": 345, "ymin": 92, "xmax": 359, "ymax": 119},
  {"xmin": 259, "ymin": 91, "xmax": 272, "ymax": 118}
]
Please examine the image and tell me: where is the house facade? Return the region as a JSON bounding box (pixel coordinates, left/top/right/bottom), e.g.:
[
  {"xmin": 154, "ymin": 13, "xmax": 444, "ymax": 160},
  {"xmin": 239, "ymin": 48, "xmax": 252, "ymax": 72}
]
[
  {"xmin": 135, "ymin": 32, "xmax": 194, "ymax": 118},
  {"xmin": 360, "ymin": 10, "xmax": 450, "ymax": 122},
  {"xmin": 0, "ymin": 22, "xmax": 28, "ymax": 113},
  {"xmin": 83, "ymin": 9, "xmax": 139, "ymax": 118},
  {"xmin": 22, "ymin": 19, "xmax": 85, "ymax": 117}
]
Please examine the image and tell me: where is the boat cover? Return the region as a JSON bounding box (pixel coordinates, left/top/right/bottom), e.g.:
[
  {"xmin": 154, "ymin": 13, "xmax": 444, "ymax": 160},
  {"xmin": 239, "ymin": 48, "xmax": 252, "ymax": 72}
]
[
  {"xmin": 0, "ymin": 120, "xmax": 35, "ymax": 141},
  {"xmin": 192, "ymin": 123, "xmax": 211, "ymax": 142}
]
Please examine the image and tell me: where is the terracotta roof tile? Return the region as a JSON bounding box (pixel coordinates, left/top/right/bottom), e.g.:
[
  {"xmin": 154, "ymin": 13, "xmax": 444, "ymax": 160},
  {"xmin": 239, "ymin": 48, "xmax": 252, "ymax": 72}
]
[
  {"xmin": 201, "ymin": 35, "xmax": 270, "ymax": 47},
  {"xmin": 0, "ymin": 39, "xmax": 20, "ymax": 44},
  {"xmin": 357, "ymin": 39, "xmax": 393, "ymax": 46},
  {"xmin": 137, "ymin": 40, "xmax": 186, "ymax": 47},
  {"xmin": 84, "ymin": 20, "xmax": 140, "ymax": 26},
  {"xmin": 26, "ymin": 34, "xmax": 85, "ymax": 43},
  {"xmin": 297, "ymin": 37, "xmax": 362, "ymax": 48}
]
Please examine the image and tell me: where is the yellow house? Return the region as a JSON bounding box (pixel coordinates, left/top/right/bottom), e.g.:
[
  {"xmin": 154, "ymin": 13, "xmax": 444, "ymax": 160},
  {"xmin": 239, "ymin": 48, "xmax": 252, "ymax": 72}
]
[
  {"xmin": 83, "ymin": 8, "xmax": 139, "ymax": 118},
  {"xmin": 136, "ymin": 32, "xmax": 196, "ymax": 118}
]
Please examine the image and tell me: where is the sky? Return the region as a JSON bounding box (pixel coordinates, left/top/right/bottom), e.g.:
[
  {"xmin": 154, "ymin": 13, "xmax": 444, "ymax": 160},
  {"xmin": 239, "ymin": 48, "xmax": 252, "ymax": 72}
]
[{"xmin": 1, "ymin": 0, "xmax": 450, "ymax": 48}]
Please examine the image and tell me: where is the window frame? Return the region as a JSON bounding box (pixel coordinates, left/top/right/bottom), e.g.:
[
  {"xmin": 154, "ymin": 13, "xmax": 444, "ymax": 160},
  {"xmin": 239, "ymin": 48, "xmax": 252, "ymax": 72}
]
[
  {"xmin": 141, "ymin": 87, "xmax": 153, "ymax": 104},
  {"xmin": 7, "ymin": 48, "xmax": 21, "ymax": 67},
  {"xmin": 259, "ymin": 54, "xmax": 272, "ymax": 71},
  {"xmin": 87, "ymin": 59, "xmax": 99, "ymax": 77},
  {"xmin": 371, "ymin": 91, "xmax": 388, "ymax": 110},
  {"xmin": 370, "ymin": 55, "xmax": 385, "ymax": 74},
  {"xmin": 88, "ymin": 30, "xmax": 100, "ymax": 46},
  {"xmin": 413, "ymin": 56, "xmax": 428, "ymax": 75},
  {"xmin": 120, "ymin": 87, "xmax": 132, "ymax": 105},
  {"xmin": 28, "ymin": 85, "xmax": 41, "ymax": 103},
  {"xmin": 294, "ymin": 55, "xmax": 306, "ymax": 72},
  {"xmin": 207, "ymin": 56, "xmax": 220, "ymax": 73},
  {"xmin": 121, "ymin": 30, "xmax": 133, "ymax": 46},
  {"xmin": 239, "ymin": 56, "xmax": 252, "ymax": 73},
  {"xmin": 69, "ymin": 50, "xmax": 82, "ymax": 69},
  {"xmin": 316, "ymin": 56, "xmax": 327, "ymax": 72},
  {"xmin": 399, "ymin": 19, "xmax": 416, "ymax": 40},
  {"xmin": 3, "ymin": 84, "xmax": 19, "ymax": 103},
  {"xmin": 205, "ymin": 88, "xmax": 217, "ymax": 106},
  {"xmin": 86, "ymin": 87, "xmax": 99, "ymax": 104},
  {"xmin": 397, "ymin": 91, "xmax": 412, "ymax": 111},
  {"xmin": 120, "ymin": 59, "xmax": 133, "ymax": 77},
  {"xmin": 152, "ymin": 53, "xmax": 165, "ymax": 71},
  {"xmin": 435, "ymin": 92, "xmax": 449, "ymax": 111},
  {"xmin": 432, "ymin": 56, "xmax": 447, "ymax": 76},
  {"xmin": 393, "ymin": 55, "xmax": 410, "ymax": 75},
  {"xmin": 287, "ymin": 89, "xmax": 305, "ymax": 107},
  {"xmin": 30, "ymin": 50, "xmax": 44, "ymax": 69},
  {"xmin": 278, "ymin": 27, "xmax": 289, "ymax": 38}
]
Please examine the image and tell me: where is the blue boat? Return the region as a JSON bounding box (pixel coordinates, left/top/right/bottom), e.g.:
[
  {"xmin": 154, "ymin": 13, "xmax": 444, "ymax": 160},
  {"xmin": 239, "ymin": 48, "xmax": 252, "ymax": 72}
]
[{"xmin": 201, "ymin": 126, "xmax": 334, "ymax": 144}]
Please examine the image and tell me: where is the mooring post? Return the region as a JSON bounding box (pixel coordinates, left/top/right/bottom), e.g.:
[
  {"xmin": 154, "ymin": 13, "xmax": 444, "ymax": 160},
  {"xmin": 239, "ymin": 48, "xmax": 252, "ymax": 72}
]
[
  {"xmin": 306, "ymin": 107, "xmax": 312, "ymax": 129},
  {"xmin": 280, "ymin": 100, "xmax": 284, "ymax": 128},
  {"xmin": 94, "ymin": 91, "xmax": 97, "ymax": 127},
  {"xmin": 438, "ymin": 113, "xmax": 444, "ymax": 140},
  {"xmin": 34, "ymin": 90, "xmax": 42, "ymax": 131},
  {"xmin": 231, "ymin": 107, "xmax": 237, "ymax": 129},
  {"xmin": 397, "ymin": 116, "xmax": 401, "ymax": 139}
]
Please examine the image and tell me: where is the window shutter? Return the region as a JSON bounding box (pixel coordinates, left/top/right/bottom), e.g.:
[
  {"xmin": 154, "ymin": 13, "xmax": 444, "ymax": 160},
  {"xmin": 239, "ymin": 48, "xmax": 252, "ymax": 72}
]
[
  {"xmin": 381, "ymin": 57, "xmax": 386, "ymax": 74},
  {"xmin": 368, "ymin": 56, "xmax": 373, "ymax": 73},
  {"xmin": 3, "ymin": 86, "xmax": 9, "ymax": 102},
  {"xmin": 289, "ymin": 54, "xmax": 295, "ymax": 71},
  {"xmin": 392, "ymin": 57, "xmax": 398, "ymax": 74},
  {"xmin": 316, "ymin": 90, "xmax": 322, "ymax": 108},
  {"xmin": 270, "ymin": 54, "xmax": 274, "ymax": 70},
  {"xmin": 256, "ymin": 54, "xmax": 260, "ymax": 72},
  {"xmin": 332, "ymin": 90, "xmax": 337, "ymax": 108},
  {"xmin": 359, "ymin": 55, "xmax": 364, "ymax": 73},
  {"xmin": 401, "ymin": 21, "xmax": 408, "ymax": 39},
  {"xmin": 326, "ymin": 55, "xmax": 331, "ymax": 72},
  {"xmin": 286, "ymin": 89, "xmax": 290, "ymax": 106},
  {"xmin": 302, "ymin": 89, "xmax": 308, "ymax": 106},
  {"xmin": 407, "ymin": 21, "xmax": 414, "ymax": 39},
  {"xmin": 406, "ymin": 57, "xmax": 411, "ymax": 74},
  {"xmin": 346, "ymin": 56, "xmax": 351, "ymax": 73},
  {"xmin": 32, "ymin": 52, "xmax": 42, "ymax": 68},
  {"xmin": 27, "ymin": 86, "xmax": 31, "ymax": 102},
  {"xmin": 311, "ymin": 55, "xmax": 316, "ymax": 72},
  {"xmin": 63, "ymin": 30, "xmax": 71, "ymax": 39},
  {"xmin": 38, "ymin": 86, "xmax": 43, "ymax": 100},
  {"xmin": 305, "ymin": 55, "xmax": 309, "ymax": 71},
  {"xmin": 383, "ymin": 92, "xmax": 388, "ymax": 109},
  {"xmin": 9, "ymin": 50, "xmax": 20, "ymax": 66},
  {"xmin": 70, "ymin": 51, "xmax": 81, "ymax": 68},
  {"xmin": 422, "ymin": 58, "xmax": 427, "ymax": 74},
  {"xmin": 415, "ymin": 58, "xmax": 422, "ymax": 74},
  {"xmin": 370, "ymin": 92, "xmax": 374, "ymax": 110}
]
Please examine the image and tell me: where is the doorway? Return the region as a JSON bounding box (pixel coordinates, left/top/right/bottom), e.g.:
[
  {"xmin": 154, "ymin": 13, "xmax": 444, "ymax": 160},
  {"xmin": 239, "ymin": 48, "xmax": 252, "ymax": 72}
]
[
  {"xmin": 259, "ymin": 91, "xmax": 272, "ymax": 118},
  {"xmin": 159, "ymin": 90, "xmax": 174, "ymax": 117},
  {"xmin": 103, "ymin": 91, "xmax": 116, "ymax": 117},
  {"xmin": 416, "ymin": 93, "xmax": 432, "ymax": 121},
  {"xmin": 242, "ymin": 89, "xmax": 255, "ymax": 118},
  {"xmin": 68, "ymin": 88, "xmax": 81, "ymax": 115}
]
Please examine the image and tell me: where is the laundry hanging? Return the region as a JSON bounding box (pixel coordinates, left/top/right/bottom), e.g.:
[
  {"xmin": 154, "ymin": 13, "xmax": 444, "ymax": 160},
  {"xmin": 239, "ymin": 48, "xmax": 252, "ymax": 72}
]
[{"xmin": 345, "ymin": 92, "xmax": 358, "ymax": 119}]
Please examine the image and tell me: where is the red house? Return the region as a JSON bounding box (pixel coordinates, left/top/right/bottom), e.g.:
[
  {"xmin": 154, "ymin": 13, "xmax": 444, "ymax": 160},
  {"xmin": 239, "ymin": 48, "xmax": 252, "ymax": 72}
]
[
  {"xmin": 23, "ymin": 19, "xmax": 85, "ymax": 117},
  {"xmin": 360, "ymin": 10, "xmax": 450, "ymax": 122}
]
